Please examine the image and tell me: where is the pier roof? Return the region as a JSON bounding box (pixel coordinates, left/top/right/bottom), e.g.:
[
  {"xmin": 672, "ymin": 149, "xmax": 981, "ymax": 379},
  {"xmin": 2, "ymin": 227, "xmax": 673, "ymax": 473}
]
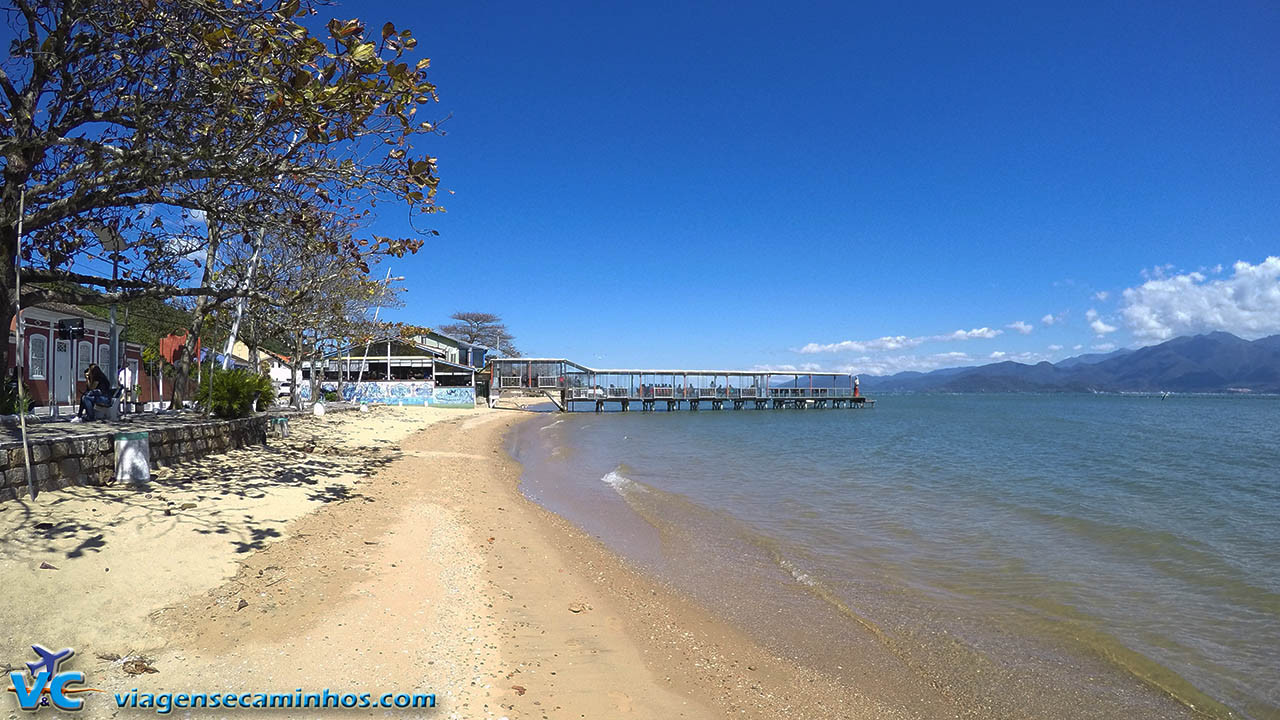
[{"xmin": 490, "ymin": 358, "xmax": 853, "ymax": 377}]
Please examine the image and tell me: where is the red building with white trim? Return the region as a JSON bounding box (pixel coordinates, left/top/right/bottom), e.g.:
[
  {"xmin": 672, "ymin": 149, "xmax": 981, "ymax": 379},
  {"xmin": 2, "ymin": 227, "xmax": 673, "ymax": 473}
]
[{"xmin": 6, "ymin": 303, "xmax": 157, "ymax": 412}]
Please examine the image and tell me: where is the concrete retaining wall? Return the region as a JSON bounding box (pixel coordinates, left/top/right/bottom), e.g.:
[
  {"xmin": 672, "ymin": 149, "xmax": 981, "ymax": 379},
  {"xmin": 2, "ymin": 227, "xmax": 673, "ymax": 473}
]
[{"xmin": 0, "ymin": 415, "xmax": 269, "ymax": 502}]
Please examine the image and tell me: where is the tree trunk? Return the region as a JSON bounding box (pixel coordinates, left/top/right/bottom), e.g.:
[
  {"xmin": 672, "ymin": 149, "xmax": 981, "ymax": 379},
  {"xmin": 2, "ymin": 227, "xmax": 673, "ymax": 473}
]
[
  {"xmin": 247, "ymin": 315, "xmax": 261, "ymax": 375},
  {"xmin": 309, "ymin": 344, "xmax": 321, "ymax": 405},
  {"xmin": 289, "ymin": 331, "xmax": 303, "ymax": 409},
  {"xmin": 170, "ymin": 218, "xmax": 222, "ymax": 404},
  {"xmin": 0, "ymin": 290, "xmax": 14, "ymax": 383},
  {"xmin": 1, "ymin": 222, "xmax": 18, "ymax": 380}
]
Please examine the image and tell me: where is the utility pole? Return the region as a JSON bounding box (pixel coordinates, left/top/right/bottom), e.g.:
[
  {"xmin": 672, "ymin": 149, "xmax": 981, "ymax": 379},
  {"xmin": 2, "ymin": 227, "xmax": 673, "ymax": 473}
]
[
  {"xmin": 13, "ymin": 189, "xmax": 36, "ymax": 499},
  {"xmin": 354, "ymin": 269, "xmax": 395, "ymax": 387}
]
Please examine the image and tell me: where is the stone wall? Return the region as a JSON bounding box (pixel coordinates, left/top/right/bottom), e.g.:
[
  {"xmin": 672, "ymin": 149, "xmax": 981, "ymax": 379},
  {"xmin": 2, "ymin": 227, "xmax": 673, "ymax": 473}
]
[{"xmin": 0, "ymin": 415, "xmax": 269, "ymax": 502}]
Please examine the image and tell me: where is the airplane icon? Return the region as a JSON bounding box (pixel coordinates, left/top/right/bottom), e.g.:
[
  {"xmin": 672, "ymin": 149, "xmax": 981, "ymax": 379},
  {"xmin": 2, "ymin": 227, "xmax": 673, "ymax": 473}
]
[{"xmin": 25, "ymin": 645, "xmax": 74, "ymax": 678}]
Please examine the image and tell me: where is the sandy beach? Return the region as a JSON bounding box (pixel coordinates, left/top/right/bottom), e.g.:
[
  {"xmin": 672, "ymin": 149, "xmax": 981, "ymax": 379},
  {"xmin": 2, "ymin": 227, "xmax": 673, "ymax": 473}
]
[{"xmin": 1, "ymin": 404, "xmax": 930, "ymax": 719}]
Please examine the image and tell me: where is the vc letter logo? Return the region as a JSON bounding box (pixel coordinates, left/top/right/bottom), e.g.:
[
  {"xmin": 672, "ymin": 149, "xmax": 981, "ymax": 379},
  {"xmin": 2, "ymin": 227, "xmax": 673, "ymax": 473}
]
[{"xmin": 7, "ymin": 645, "xmax": 99, "ymax": 711}]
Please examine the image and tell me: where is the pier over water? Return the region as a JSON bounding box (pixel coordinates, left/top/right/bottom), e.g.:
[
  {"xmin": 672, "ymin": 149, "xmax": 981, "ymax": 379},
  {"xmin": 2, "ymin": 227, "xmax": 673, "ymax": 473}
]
[{"xmin": 488, "ymin": 358, "xmax": 874, "ymax": 412}]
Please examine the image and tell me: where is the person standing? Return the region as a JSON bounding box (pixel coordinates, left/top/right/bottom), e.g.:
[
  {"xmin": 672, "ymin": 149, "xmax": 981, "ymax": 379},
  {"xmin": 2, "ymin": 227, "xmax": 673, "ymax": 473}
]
[{"xmin": 117, "ymin": 361, "xmax": 135, "ymax": 407}]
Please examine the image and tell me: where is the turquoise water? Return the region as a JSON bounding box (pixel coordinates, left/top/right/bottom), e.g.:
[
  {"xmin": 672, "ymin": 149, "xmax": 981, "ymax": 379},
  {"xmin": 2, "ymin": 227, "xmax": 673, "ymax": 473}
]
[{"xmin": 511, "ymin": 394, "xmax": 1280, "ymax": 719}]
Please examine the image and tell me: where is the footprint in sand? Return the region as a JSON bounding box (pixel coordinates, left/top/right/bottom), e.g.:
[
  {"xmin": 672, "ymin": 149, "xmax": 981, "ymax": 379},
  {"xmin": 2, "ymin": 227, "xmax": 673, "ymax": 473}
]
[{"xmin": 607, "ymin": 690, "xmax": 633, "ymax": 712}]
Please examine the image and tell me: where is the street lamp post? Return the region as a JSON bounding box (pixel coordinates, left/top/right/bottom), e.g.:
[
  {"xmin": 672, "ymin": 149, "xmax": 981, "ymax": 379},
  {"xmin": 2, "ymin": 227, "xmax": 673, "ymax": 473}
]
[{"xmin": 91, "ymin": 224, "xmax": 126, "ymax": 421}]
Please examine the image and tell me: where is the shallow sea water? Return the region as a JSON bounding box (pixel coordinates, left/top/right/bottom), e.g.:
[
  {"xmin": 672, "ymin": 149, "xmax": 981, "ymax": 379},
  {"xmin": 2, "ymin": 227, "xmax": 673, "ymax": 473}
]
[{"xmin": 511, "ymin": 394, "xmax": 1280, "ymax": 719}]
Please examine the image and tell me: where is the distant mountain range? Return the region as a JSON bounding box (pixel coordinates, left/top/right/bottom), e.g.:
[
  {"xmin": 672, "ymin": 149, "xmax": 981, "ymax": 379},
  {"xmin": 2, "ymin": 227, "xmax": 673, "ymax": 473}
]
[{"xmin": 864, "ymin": 332, "xmax": 1280, "ymax": 393}]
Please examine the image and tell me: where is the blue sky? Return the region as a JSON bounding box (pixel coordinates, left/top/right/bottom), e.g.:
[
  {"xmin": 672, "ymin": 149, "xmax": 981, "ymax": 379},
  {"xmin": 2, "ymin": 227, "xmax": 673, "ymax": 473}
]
[{"xmin": 353, "ymin": 3, "xmax": 1276, "ymax": 372}]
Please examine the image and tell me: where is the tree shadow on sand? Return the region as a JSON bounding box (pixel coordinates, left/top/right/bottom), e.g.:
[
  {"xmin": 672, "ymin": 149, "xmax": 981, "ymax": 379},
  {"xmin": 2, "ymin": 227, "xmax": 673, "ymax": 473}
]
[{"xmin": 1, "ymin": 416, "xmax": 404, "ymax": 560}]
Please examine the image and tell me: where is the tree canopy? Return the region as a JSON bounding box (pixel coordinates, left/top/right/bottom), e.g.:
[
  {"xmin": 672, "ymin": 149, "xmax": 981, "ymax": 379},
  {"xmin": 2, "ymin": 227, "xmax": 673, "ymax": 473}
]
[
  {"xmin": 439, "ymin": 311, "xmax": 519, "ymax": 357},
  {"xmin": 2, "ymin": 0, "xmax": 445, "ymax": 378}
]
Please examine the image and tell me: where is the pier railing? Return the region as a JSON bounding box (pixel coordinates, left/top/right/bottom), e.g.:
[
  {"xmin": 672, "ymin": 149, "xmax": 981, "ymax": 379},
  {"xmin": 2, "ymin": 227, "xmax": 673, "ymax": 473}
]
[{"xmin": 490, "ymin": 359, "xmax": 867, "ymax": 408}]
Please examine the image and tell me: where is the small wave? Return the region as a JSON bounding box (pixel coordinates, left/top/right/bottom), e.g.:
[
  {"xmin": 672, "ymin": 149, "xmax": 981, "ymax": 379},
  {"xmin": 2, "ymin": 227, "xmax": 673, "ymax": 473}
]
[
  {"xmin": 539, "ymin": 419, "xmax": 566, "ymax": 431},
  {"xmin": 601, "ymin": 468, "xmax": 648, "ymax": 495},
  {"xmin": 779, "ymin": 557, "xmax": 818, "ymax": 587}
]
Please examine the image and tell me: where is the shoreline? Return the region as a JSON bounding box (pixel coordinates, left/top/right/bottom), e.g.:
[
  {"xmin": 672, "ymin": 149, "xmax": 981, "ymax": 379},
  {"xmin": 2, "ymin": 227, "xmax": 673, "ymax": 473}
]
[
  {"xmin": 0, "ymin": 404, "xmax": 1226, "ymax": 718},
  {"xmin": 508, "ymin": 408, "xmax": 1223, "ymax": 720}
]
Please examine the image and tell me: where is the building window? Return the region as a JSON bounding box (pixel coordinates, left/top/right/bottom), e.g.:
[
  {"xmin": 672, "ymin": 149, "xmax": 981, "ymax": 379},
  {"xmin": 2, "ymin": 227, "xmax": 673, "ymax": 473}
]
[
  {"xmin": 98, "ymin": 344, "xmax": 110, "ymax": 369},
  {"xmin": 77, "ymin": 340, "xmax": 92, "ymax": 378},
  {"xmin": 28, "ymin": 334, "xmax": 48, "ymax": 380}
]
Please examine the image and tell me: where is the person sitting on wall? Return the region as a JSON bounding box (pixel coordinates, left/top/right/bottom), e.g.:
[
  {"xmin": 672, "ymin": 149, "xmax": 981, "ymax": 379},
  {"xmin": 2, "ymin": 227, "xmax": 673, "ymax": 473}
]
[{"xmin": 74, "ymin": 364, "xmax": 113, "ymax": 422}]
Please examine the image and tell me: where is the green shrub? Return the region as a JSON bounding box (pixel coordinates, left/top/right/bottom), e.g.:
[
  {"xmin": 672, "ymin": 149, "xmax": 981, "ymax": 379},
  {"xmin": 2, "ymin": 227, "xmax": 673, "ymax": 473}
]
[
  {"xmin": 1, "ymin": 379, "xmax": 32, "ymax": 415},
  {"xmin": 197, "ymin": 368, "xmax": 274, "ymax": 418},
  {"xmin": 322, "ymin": 390, "xmax": 340, "ymax": 402}
]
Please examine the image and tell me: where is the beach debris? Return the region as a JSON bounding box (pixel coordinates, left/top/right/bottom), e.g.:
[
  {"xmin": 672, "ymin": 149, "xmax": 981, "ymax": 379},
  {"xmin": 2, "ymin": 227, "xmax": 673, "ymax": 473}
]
[
  {"xmin": 122, "ymin": 660, "xmax": 158, "ymax": 675},
  {"xmin": 567, "ymin": 602, "xmax": 587, "ymax": 614},
  {"xmin": 237, "ymin": 599, "xmax": 249, "ymax": 611},
  {"xmin": 34, "ymin": 522, "xmax": 54, "ymax": 530},
  {"xmin": 97, "ymin": 653, "xmax": 121, "ymax": 662},
  {"xmin": 487, "ymin": 537, "xmax": 495, "ymax": 543},
  {"xmin": 163, "ymin": 508, "xmax": 172, "ymax": 516},
  {"xmin": 179, "ymin": 502, "xmax": 197, "ymax": 510},
  {"xmin": 39, "ymin": 561, "xmax": 58, "ymax": 570},
  {"xmin": 511, "ymin": 685, "xmax": 526, "ymax": 696}
]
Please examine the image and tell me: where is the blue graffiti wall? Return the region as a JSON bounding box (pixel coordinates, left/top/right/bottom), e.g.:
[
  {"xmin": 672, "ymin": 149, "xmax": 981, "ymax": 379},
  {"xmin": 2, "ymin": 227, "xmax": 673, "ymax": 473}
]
[
  {"xmin": 430, "ymin": 387, "xmax": 476, "ymax": 408},
  {"xmin": 299, "ymin": 381, "xmax": 474, "ymax": 407}
]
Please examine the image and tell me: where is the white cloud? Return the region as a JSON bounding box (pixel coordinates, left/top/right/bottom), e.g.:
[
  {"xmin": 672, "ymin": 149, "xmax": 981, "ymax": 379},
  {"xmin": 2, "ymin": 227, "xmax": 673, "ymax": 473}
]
[
  {"xmin": 1094, "ymin": 291, "xmax": 1109, "ymax": 301},
  {"xmin": 1047, "ymin": 344, "xmax": 1063, "ymax": 351},
  {"xmin": 797, "ymin": 336, "xmax": 920, "ymax": 354},
  {"xmin": 750, "ymin": 362, "xmax": 834, "ymax": 373},
  {"xmin": 1140, "ymin": 263, "xmax": 1178, "ymax": 281},
  {"xmin": 1041, "ymin": 313, "xmax": 1064, "ymax": 326},
  {"xmin": 1006, "ymin": 351, "xmax": 1050, "ymax": 364},
  {"xmin": 947, "ymin": 327, "xmax": 1003, "ymax": 340},
  {"xmin": 824, "ymin": 349, "xmax": 1058, "ymax": 375},
  {"xmin": 798, "ymin": 327, "xmax": 1002, "ymax": 354},
  {"xmin": 1073, "ymin": 344, "xmax": 1083, "ymax": 351},
  {"xmin": 1006, "ymin": 320, "xmax": 1033, "ymax": 335},
  {"xmin": 846, "ymin": 352, "xmax": 979, "ymax": 376},
  {"xmin": 1086, "ymin": 308, "xmax": 1117, "ymax": 335},
  {"xmin": 1092, "ymin": 343, "xmax": 1117, "ymax": 352},
  {"xmin": 1120, "ymin": 257, "xmax": 1280, "ymax": 342}
]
